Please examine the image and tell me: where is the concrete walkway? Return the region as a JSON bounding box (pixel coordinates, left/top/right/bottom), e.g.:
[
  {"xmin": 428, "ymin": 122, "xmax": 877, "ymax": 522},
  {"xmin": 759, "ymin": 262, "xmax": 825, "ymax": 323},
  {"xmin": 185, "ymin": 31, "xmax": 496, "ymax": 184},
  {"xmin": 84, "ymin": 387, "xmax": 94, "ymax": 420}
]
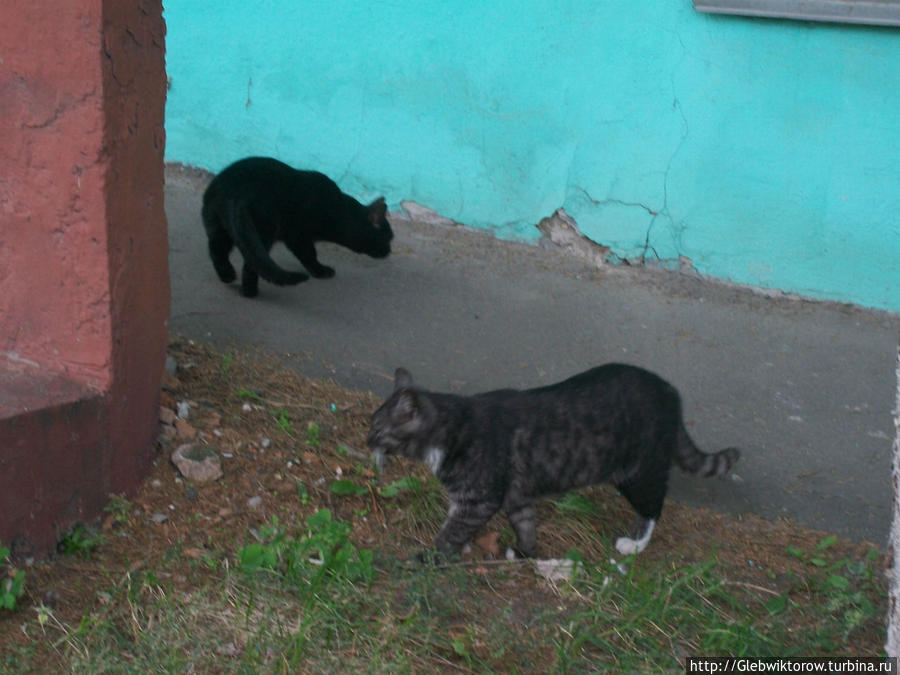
[{"xmin": 165, "ymin": 166, "xmax": 900, "ymax": 545}]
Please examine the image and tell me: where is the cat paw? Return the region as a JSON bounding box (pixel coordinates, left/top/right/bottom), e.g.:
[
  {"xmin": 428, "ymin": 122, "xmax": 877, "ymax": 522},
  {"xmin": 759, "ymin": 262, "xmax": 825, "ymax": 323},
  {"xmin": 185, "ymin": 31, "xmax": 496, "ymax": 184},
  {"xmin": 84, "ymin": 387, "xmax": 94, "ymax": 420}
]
[
  {"xmin": 239, "ymin": 286, "xmax": 259, "ymax": 298},
  {"xmin": 311, "ymin": 265, "xmax": 335, "ymax": 279},
  {"xmin": 614, "ymin": 537, "xmax": 643, "ymax": 555},
  {"xmin": 614, "ymin": 519, "xmax": 655, "ymax": 556}
]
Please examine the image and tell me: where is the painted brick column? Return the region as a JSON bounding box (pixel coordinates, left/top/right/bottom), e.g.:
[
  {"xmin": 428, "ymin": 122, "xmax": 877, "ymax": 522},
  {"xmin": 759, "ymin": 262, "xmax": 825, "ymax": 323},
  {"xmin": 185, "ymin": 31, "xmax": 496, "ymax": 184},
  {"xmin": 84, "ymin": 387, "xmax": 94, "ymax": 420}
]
[{"xmin": 0, "ymin": 1, "xmax": 169, "ymax": 557}]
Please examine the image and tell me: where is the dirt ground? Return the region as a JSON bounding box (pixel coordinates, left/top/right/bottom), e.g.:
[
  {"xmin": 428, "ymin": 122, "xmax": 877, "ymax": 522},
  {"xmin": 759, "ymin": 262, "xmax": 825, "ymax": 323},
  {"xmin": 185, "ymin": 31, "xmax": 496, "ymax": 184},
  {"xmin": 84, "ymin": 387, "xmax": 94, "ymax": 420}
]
[{"xmin": 0, "ymin": 334, "xmax": 888, "ymax": 668}]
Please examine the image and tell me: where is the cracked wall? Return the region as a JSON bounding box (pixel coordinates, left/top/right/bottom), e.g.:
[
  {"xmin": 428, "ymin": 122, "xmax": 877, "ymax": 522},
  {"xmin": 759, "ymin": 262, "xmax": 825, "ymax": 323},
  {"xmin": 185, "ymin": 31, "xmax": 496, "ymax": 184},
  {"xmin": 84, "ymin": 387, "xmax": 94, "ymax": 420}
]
[{"xmin": 164, "ymin": 0, "xmax": 900, "ymax": 312}]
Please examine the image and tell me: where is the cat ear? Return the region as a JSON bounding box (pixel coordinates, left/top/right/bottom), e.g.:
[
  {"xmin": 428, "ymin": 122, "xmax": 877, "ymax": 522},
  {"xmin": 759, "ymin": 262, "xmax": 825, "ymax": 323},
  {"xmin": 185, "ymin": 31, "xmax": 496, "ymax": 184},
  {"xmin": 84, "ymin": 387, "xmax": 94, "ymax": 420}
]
[
  {"xmin": 368, "ymin": 197, "xmax": 387, "ymax": 226},
  {"xmin": 391, "ymin": 390, "xmax": 419, "ymax": 425},
  {"xmin": 394, "ymin": 367, "xmax": 413, "ymax": 390}
]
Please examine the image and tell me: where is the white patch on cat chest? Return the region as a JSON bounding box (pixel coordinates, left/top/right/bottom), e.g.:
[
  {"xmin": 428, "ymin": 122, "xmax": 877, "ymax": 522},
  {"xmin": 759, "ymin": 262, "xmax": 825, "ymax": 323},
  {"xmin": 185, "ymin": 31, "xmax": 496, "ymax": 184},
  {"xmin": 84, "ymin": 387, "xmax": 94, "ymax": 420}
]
[{"xmin": 424, "ymin": 446, "xmax": 445, "ymax": 475}]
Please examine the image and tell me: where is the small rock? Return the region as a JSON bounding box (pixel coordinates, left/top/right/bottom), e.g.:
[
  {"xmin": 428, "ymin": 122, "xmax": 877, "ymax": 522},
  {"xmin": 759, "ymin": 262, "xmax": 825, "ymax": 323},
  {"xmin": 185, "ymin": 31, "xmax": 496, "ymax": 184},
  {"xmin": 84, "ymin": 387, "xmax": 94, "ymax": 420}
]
[
  {"xmin": 534, "ymin": 558, "xmax": 582, "ymax": 583},
  {"xmin": 216, "ymin": 642, "xmax": 240, "ymax": 657},
  {"xmin": 42, "ymin": 589, "xmax": 61, "ymax": 607},
  {"xmin": 159, "ymin": 425, "xmax": 178, "ymax": 444},
  {"xmin": 151, "ymin": 479, "xmax": 162, "ymax": 488},
  {"xmin": 186, "ymin": 487, "xmax": 198, "ymax": 499},
  {"xmin": 161, "ymin": 370, "xmax": 179, "ymax": 390},
  {"xmin": 218, "ymin": 507, "xmax": 233, "ymax": 518},
  {"xmin": 174, "ymin": 418, "xmax": 197, "ymax": 440},
  {"xmin": 159, "ymin": 406, "xmax": 176, "ymax": 425},
  {"xmin": 177, "ymin": 401, "xmax": 190, "ymax": 419},
  {"xmin": 247, "ymin": 496, "xmax": 263, "ymax": 509},
  {"xmin": 261, "ymin": 437, "xmax": 271, "ymax": 448},
  {"xmin": 242, "ymin": 402, "xmax": 252, "ymax": 412},
  {"xmin": 171, "ymin": 444, "xmax": 223, "ymax": 482},
  {"xmin": 151, "ymin": 513, "xmax": 168, "ymax": 524},
  {"xmin": 159, "ymin": 390, "xmax": 176, "ymax": 410}
]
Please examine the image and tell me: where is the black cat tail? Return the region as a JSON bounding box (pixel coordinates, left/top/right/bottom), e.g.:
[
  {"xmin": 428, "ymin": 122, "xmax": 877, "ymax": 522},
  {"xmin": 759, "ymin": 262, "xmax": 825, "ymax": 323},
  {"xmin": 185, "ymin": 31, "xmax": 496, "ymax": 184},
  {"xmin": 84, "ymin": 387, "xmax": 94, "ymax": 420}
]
[
  {"xmin": 674, "ymin": 423, "xmax": 740, "ymax": 477},
  {"xmin": 228, "ymin": 201, "xmax": 308, "ymax": 286}
]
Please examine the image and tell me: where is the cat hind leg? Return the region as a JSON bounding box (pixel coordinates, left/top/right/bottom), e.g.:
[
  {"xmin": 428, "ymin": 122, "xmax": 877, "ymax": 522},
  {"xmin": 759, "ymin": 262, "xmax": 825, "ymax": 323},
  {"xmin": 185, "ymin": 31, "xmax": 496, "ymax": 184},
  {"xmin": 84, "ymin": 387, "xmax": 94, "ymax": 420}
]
[
  {"xmin": 615, "ymin": 517, "xmax": 656, "ymax": 555},
  {"xmin": 207, "ymin": 228, "xmax": 237, "ymax": 283},
  {"xmin": 614, "ymin": 469, "xmax": 667, "ymax": 555},
  {"xmin": 240, "ymin": 262, "xmax": 259, "ymax": 298},
  {"xmin": 505, "ymin": 503, "xmax": 537, "ymax": 558}
]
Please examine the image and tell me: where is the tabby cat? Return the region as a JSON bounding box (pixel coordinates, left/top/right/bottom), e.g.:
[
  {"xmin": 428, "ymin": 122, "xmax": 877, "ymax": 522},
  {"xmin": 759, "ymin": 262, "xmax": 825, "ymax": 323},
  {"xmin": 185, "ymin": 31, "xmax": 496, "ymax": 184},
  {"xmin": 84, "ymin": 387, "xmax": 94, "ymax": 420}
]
[
  {"xmin": 201, "ymin": 157, "xmax": 393, "ymax": 297},
  {"xmin": 367, "ymin": 365, "xmax": 739, "ymax": 558}
]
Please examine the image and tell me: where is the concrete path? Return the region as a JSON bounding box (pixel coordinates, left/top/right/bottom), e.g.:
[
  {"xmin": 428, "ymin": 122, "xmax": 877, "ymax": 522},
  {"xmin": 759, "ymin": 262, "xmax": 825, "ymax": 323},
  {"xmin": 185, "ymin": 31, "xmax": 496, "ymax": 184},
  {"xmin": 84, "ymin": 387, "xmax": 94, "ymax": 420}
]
[{"xmin": 165, "ymin": 166, "xmax": 900, "ymax": 545}]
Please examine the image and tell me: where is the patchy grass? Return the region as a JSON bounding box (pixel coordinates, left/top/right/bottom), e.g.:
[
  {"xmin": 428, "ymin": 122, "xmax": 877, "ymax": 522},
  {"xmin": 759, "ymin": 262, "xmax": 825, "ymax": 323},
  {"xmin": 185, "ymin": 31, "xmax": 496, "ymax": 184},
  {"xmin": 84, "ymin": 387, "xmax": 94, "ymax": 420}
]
[{"xmin": 0, "ymin": 336, "xmax": 888, "ymax": 672}]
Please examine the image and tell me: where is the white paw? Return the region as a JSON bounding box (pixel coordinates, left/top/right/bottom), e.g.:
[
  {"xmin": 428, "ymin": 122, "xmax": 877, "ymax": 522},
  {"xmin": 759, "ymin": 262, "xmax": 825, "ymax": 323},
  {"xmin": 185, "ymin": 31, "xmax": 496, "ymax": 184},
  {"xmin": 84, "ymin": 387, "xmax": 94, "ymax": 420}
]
[
  {"xmin": 614, "ymin": 519, "xmax": 656, "ymax": 556},
  {"xmin": 505, "ymin": 547, "xmax": 517, "ymax": 561},
  {"xmin": 615, "ymin": 536, "xmax": 642, "ymax": 555}
]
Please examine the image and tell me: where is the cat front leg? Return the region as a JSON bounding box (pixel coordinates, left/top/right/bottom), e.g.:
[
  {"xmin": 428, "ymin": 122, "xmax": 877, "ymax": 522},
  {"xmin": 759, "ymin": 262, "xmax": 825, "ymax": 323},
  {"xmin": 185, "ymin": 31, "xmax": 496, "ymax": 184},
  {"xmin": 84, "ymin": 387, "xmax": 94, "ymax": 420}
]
[
  {"xmin": 287, "ymin": 239, "xmax": 335, "ymax": 279},
  {"xmin": 432, "ymin": 497, "xmax": 500, "ymax": 559}
]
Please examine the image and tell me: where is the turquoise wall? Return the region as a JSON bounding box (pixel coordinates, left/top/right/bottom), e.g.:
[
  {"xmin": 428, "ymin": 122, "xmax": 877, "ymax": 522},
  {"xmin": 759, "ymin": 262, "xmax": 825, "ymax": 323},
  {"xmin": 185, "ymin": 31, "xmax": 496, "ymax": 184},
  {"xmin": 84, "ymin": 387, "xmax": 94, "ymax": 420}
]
[{"xmin": 164, "ymin": 1, "xmax": 900, "ymax": 312}]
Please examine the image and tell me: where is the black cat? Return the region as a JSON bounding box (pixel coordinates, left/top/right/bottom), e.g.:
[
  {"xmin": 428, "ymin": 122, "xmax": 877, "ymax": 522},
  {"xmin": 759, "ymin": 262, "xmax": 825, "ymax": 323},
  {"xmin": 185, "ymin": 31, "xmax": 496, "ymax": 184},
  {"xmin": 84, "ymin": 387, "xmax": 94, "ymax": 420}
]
[
  {"xmin": 367, "ymin": 365, "xmax": 739, "ymax": 559},
  {"xmin": 201, "ymin": 157, "xmax": 393, "ymax": 297}
]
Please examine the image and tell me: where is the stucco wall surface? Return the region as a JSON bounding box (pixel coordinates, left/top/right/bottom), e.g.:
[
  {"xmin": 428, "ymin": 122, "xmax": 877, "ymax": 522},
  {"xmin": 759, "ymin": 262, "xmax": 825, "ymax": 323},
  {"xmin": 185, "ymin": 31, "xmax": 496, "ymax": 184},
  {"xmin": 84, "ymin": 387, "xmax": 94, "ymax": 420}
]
[
  {"xmin": 0, "ymin": 3, "xmax": 112, "ymax": 387},
  {"xmin": 164, "ymin": 1, "xmax": 900, "ymax": 312},
  {"xmin": 0, "ymin": 1, "xmax": 169, "ymax": 557}
]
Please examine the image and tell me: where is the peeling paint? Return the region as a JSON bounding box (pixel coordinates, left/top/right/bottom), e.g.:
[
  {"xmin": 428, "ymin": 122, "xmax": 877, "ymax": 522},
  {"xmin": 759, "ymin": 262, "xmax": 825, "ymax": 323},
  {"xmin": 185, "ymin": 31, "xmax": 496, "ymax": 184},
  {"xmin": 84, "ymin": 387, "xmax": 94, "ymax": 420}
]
[{"xmin": 536, "ymin": 208, "xmax": 609, "ymax": 270}]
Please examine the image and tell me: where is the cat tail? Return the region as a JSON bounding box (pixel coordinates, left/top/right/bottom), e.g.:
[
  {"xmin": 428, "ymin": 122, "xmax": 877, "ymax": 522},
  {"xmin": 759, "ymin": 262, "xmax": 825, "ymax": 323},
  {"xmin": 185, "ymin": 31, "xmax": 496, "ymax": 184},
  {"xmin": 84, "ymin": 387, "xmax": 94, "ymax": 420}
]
[
  {"xmin": 674, "ymin": 423, "xmax": 740, "ymax": 477},
  {"xmin": 228, "ymin": 201, "xmax": 308, "ymax": 286}
]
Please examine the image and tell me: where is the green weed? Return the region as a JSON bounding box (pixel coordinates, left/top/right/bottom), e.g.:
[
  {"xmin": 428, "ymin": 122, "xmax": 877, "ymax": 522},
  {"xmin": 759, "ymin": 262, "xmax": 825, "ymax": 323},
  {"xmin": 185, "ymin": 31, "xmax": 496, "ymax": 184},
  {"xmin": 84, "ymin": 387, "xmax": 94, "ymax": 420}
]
[
  {"xmin": 58, "ymin": 524, "xmax": 103, "ymax": 558},
  {"xmin": 329, "ymin": 479, "xmax": 368, "ymax": 496},
  {"xmin": 553, "ymin": 491, "xmax": 596, "ymax": 516},
  {"xmin": 271, "ymin": 408, "xmax": 294, "ymax": 436},
  {"xmin": 0, "ymin": 540, "xmax": 25, "ymax": 611},
  {"xmin": 238, "ymin": 511, "xmax": 375, "ymax": 662},
  {"xmin": 782, "ymin": 537, "xmax": 881, "ymax": 646},
  {"xmin": 103, "ymin": 493, "xmax": 132, "ymax": 526},
  {"xmin": 555, "ymin": 557, "xmax": 781, "ymax": 671},
  {"xmin": 234, "ymin": 388, "xmax": 262, "ymax": 402},
  {"xmin": 296, "ymin": 479, "xmax": 310, "ymax": 505},
  {"xmin": 305, "ymin": 422, "xmax": 321, "ymax": 447},
  {"xmin": 379, "ymin": 476, "xmax": 422, "ymax": 498}
]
